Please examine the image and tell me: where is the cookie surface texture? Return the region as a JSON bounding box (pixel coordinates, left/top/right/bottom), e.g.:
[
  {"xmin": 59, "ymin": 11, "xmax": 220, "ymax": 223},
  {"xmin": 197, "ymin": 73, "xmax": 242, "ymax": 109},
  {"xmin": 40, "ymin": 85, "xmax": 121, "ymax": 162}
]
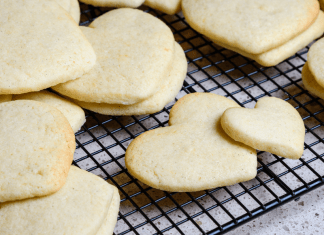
[
  {"xmin": 213, "ymin": 11, "xmax": 324, "ymax": 67},
  {"xmin": 0, "ymin": 0, "xmax": 96, "ymax": 94},
  {"xmin": 182, "ymin": 0, "xmax": 319, "ymax": 54},
  {"xmin": 79, "ymin": 0, "xmax": 144, "ymax": 8},
  {"xmin": 221, "ymin": 97, "xmax": 305, "ymax": 159},
  {"xmin": 69, "ymin": 0, "xmax": 81, "ymax": 23},
  {"xmin": 0, "ymin": 166, "xmax": 119, "ymax": 235},
  {"xmin": 302, "ymin": 62, "xmax": 324, "ymax": 100},
  {"xmin": 0, "ymin": 95, "xmax": 12, "ymax": 103},
  {"xmin": 71, "ymin": 43, "xmax": 187, "ymax": 116},
  {"xmin": 0, "ymin": 100, "xmax": 75, "ymax": 202},
  {"xmin": 13, "ymin": 90, "xmax": 85, "ymax": 133},
  {"xmin": 52, "ymin": 8, "xmax": 174, "ymax": 105},
  {"xmin": 126, "ymin": 93, "xmax": 257, "ymax": 192},
  {"xmin": 144, "ymin": 0, "xmax": 181, "ymax": 15}
]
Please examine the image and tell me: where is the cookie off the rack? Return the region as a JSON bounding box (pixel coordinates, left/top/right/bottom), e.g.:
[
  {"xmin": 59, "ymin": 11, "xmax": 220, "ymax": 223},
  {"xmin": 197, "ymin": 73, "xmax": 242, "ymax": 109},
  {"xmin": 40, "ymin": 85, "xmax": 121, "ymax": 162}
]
[
  {"xmin": 0, "ymin": 100, "xmax": 75, "ymax": 203},
  {"xmin": 53, "ymin": 8, "xmax": 175, "ymax": 105},
  {"xmin": 125, "ymin": 93, "xmax": 257, "ymax": 192},
  {"xmin": 70, "ymin": 43, "xmax": 187, "ymax": 116},
  {"xmin": 0, "ymin": 0, "xmax": 96, "ymax": 94},
  {"xmin": 0, "ymin": 166, "xmax": 120, "ymax": 235},
  {"xmin": 13, "ymin": 91, "xmax": 85, "ymax": 133}
]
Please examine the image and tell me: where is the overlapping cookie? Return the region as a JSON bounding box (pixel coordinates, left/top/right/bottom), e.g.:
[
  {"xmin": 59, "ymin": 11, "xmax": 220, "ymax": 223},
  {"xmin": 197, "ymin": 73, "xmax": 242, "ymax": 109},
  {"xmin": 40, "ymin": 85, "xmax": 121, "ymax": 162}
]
[
  {"xmin": 0, "ymin": 0, "xmax": 96, "ymax": 94},
  {"xmin": 182, "ymin": 0, "xmax": 320, "ymax": 66},
  {"xmin": 70, "ymin": 43, "xmax": 187, "ymax": 116},
  {"xmin": 13, "ymin": 91, "xmax": 85, "ymax": 133},
  {"xmin": 144, "ymin": 0, "xmax": 181, "ymax": 15},
  {"xmin": 53, "ymin": 8, "xmax": 175, "ymax": 105},
  {"xmin": 79, "ymin": 0, "xmax": 145, "ymax": 7},
  {"xmin": 56, "ymin": 0, "xmax": 80, "ymax": 23},
  {"xmin": 126, "ymin": 93, "xmax": 257, "ymax": 192},
  {"xmin": 0, "ymin": 100, "xmax": 75, "ymax": 202},
  {"xmin": 0, "ymin": 166, "xmax": 120, "ymax": 235},
  {"xmin": 221, "ymin": 97, "xmax": 305, "ymax": 159}
]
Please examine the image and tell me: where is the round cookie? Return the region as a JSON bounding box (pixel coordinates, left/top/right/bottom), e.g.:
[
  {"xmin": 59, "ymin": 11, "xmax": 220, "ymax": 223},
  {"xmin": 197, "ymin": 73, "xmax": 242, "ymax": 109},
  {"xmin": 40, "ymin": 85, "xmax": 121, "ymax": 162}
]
[
  {"xmin": 126, "ymin": 93, "xmax": 257, "ymax": 192},
  {"xmin": 182, "ymin": 0, "xmax": 319, "ymax": 54},
  {"xmin": 79, "ymin": 0, "xmax": 145, "ymax": 8},
  {"xmin": 302, "ymin": 62, "xmax": 324, "ymax": 100},
  {"xmin": 0, "ymin": 0, "xmax": 96, "ymax": 94},
  {"xmin": 0, "ymin": 100, "xmax": 75, "ymax": 202},
  {"xmin": 0, "ymin": 166, "xmax": 119, "ymax": 235},
  {"xmin": 144, "ymin": 0, "xmax": 181, "ymax": 15},
  {"xmin": 221, "ymin": 97, "xmax": 305, "ymax": 159},
  {"xmin": 71, "ymin": 43, "xmax": 187, "ymax": 116},
  {"xmin": 13, "ymin": 90, "xmax": 86, "ymax": 133},
  {"xmin": 0, "ymin": 94, "xmax": 12, "ymax": 103},
  {"xmin": 53, "ymin": 8, "xmax": 175, "ymax": 105}
]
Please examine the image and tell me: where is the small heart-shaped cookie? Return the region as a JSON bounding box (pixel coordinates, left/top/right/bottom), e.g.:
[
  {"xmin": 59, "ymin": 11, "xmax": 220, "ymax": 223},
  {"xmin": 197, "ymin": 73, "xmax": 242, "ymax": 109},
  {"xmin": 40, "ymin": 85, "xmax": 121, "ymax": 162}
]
[
  {"xmin": 53, "ymin": 8, "xmax": 175, "ymax": 105},
  {"xmin": 182, "ymin": 0, "xmax": 319, "ymax": 54},
  {"xmin": 126, "ymin": 93, "xmax": 257, "ymax": 192},
  {"xmin": 221, "ymin": 97, "xmax": 305, "ymax": 159}
]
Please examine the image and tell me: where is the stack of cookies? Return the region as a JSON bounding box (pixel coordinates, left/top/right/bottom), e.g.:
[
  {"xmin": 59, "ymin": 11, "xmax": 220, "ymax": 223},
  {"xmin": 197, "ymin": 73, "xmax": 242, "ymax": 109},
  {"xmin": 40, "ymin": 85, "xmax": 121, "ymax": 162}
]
[
  {"xmin": 52, "ymin": 8, "xmax": 187, "ymax": 116},
  {"xmin": 182, "ymin": 0, "xmax": 324, "ymax": 67}
]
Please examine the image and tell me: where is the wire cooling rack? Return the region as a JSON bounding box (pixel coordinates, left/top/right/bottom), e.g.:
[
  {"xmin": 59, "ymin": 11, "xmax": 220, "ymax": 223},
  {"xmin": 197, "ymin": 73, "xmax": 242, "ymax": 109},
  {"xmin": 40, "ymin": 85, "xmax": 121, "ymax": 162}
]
[{"xmin": 75, "ymin": 3, "xmax": 324, "ymax": 234}]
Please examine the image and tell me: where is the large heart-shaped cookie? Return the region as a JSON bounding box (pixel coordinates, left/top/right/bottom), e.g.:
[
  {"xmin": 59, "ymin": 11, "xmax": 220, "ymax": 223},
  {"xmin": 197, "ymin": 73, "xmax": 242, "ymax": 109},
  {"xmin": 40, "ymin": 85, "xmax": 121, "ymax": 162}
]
[
  {"xmin": 0, "ymin": 0, "xmax": 95, "ymax": 94},
  {"xmin": 221, "ymin": 97, "xmax": 305, "ymax": 159},
  {"xmin": 126, "ymin": 93, "xmax": 257, "ymax": 192},
  {"xmin": 182, "ymin": 0, "xmax": 319, "ymax": 54},
  {"xmin": 53, "ymin": 8, "xmax": 175, "ymax": 105}
]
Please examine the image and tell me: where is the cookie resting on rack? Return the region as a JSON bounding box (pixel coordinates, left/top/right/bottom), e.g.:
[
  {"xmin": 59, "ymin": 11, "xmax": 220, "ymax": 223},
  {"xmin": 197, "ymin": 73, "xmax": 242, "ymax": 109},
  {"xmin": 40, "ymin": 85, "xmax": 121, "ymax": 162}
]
[
  {"xmin": 0, "ymin": 100, "xmax": 75, "ymax": 203},
  {"xmin": 125, "ymin": 93, "xmax": 257, "ymax": 192},
  {"xmin": 144, "ymin": 0, "xmax": 181, "ymax": 15},
  {"xmin": 221, "ymin": 97, "xmax": 305, "ymax": 159},
  {"xmin": 0, "ymin": 166, "xmax": 120, "ymax": 235}
]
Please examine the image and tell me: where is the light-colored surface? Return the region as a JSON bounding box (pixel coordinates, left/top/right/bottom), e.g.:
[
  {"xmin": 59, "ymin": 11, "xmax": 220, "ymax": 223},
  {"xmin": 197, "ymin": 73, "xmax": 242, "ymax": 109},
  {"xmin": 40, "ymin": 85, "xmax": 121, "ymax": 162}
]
[
  {"xmin": 53, "ymin": 8, "xmax": 175, "ymax": 105},
  {"xmin": 213, "ymin": 11, "xmax": 324, "ymax": 67},
  {"xmin": 221, "ymin": 97, "xmax": 305, "ymax": 159},
  {"xmin": 79, "ymin": 0, "xmax": 144, "ymax": 8},
  {"xmin": 308, "ymin": 37, "xmax": 324, "ymax": 88},
  {"xmin": 96, "ymin": 187, "xmax": 121, "ymax": 235},
  {"xmin": 72, "ymin": 43, "xmax": 187, "ymax": 116},
  {"xmin": 302, "ymin": 62, "xmax": 324, "ymax": 101},
  {"xmin": 0, "ymin": 95, "xmax": 12, "ymax": 103},
  {"xmin": 0, "ymin": 166, "xmax": 118, "ymax": 235},
  {"xmin": 0, "ymin": 100, "xmax": 75, "ymax": 203},
  {"xmin": 125, "ymin": 93, "xmax": 257, "ymax": 192},
  {"xmin": 55, "ymin": 0, "xmax": 80, "ymax": 23},
  {"xmin": 182, "ymin": 0, "xmax": 319, "ymax": 54},
  {"xmin": 13, "ymin": 91, "xmax": 85, "ymax": 133},
  {"xmin": 0, "ymin": 0, "xmax": 95, "ymax": 94},
  {"xmin": 144, "ymin": 0, "xmax": 181, "ymax": 15}
]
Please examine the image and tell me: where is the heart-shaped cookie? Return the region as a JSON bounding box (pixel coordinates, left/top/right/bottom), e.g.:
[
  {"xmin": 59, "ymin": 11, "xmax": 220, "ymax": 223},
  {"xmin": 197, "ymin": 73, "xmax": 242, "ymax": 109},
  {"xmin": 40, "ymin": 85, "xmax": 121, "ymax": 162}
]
[
  {"xmin": 221, "ymin": 97, "xmax": 305, "ymax": 159},
  {"xmin": 182, "ymin": 0, "xmax": 319, "ymax": 54},
  {"xmin": 126, "ymin": 93, "xmax": 257, "ymax": 192},
  {"xmin": 52, "ymin": 8, "xmax": 175, "ymax": 105},
  {"xmin": 0, "ymin": 0, "xmax": 96, "ymax": 94}
]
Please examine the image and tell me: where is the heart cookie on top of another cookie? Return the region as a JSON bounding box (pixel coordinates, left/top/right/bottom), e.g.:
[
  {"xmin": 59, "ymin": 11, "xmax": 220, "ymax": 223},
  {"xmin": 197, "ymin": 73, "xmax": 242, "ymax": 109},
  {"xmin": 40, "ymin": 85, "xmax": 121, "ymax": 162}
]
[
  {"xmin": 221, "ymin": 97, "xmax": 305, "ymax": 159},
  {"xmin": 126, "ymin": 93, "xmax": 257, "ymax": 192}
]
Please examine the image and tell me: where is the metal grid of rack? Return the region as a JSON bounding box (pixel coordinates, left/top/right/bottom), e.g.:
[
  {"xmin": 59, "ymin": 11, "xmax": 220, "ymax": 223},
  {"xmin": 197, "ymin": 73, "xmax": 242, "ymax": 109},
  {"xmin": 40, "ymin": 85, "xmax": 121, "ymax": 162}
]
[{"xmin": 74, "ymin": 3, "xmax": 324, "ymax": 234}]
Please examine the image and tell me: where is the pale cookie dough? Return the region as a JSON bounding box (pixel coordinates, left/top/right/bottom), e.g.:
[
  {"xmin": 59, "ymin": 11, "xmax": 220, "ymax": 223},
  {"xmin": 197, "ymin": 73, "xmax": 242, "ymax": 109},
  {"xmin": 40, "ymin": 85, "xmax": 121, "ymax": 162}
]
[
  {"xmin": 144, "ymin": 0, "xmax": 181, "ymax": 15},
  {"xmin": 307, "ymin": 37, "xmax": 324, "ymax": 88},
  {"xmin": 79, "ymin": 0, "xmax": 144, "ymax": 8},
  {"xmin": 182, "ymin": 0, "xmax": 319, "ymax": 54},
  {"xmin": 55, "ymin": 0, "xmax": 80, "ymax": 23},
  {"xmin": 126, "ymin": 93, "xmax": 257, "ymax": 192},
  {"xmin": 302, "ymin": 62, "xmax": 324, "ymax": 100},
  {"xmin": 221, "ymin": 97, "xmax": 305, "ymax": 159},
  {"xmin": 96, "ymin": 187, "xmax": 120, "ymax": 235},
  {"xmin": 0, "ymin": 0, "xmax": 96, "ymax": 94},
  {"xmin": 0, "ymin": 95, "xmax": 12, "ymax": 103},
  {"xmin": 0, "ymin": 166, "xmax": 119, "ymax": 235},
  {"xmin": 71, "ymin": 43, "xmax": 187, "ymax": 116},
  {"xmin": 213, "ymin": 11, "xmax": 324, "ymax": 67},
  {"xmin": 0, "ymin": 100, "xmax": 75, "ymax": 202},
  {"xmin": 53, "ymin": 8, "xmax": 175, "ymax": 105},
  {"xmin": 13, "ymin": 91, "xmax": 85, "ymax": 133}
]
